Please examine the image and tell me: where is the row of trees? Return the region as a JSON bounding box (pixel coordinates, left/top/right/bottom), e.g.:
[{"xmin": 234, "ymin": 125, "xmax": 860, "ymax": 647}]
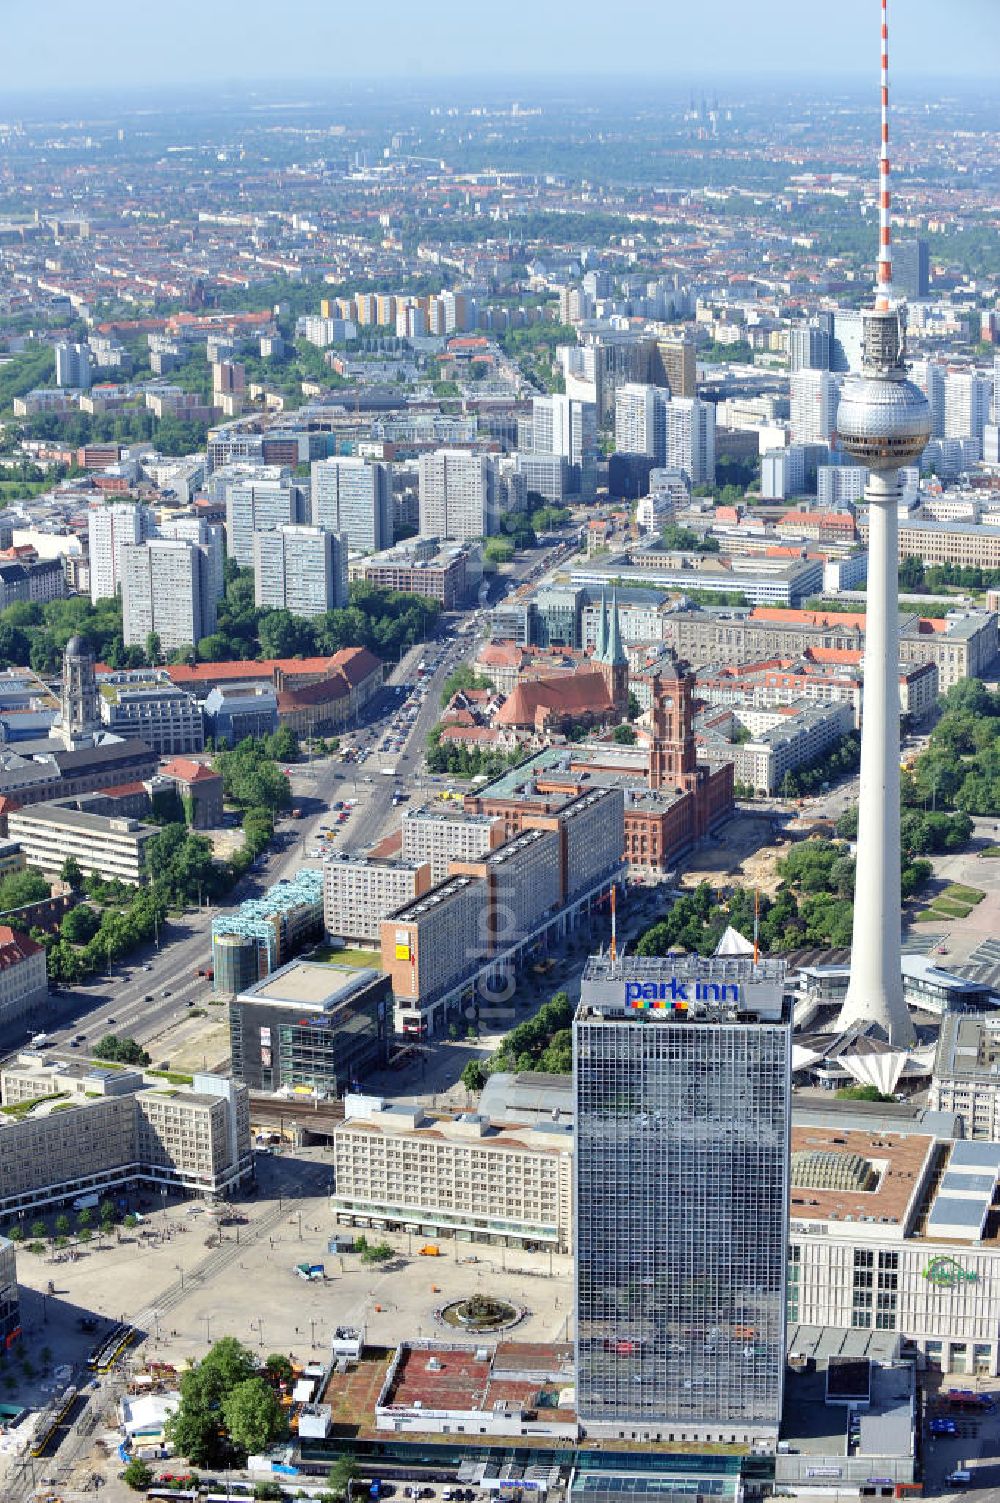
[
  {"xmin": 899, "ymin": 555, "xmax": 1000, "ymax": 593},
  {"xmin": 904, "ymin": 678, "xmax": 1000, "ymax": 817},
  {"xmin": 462, "ymin": 991, "xmax": 573, "ymax": 1091},
  {"xmin": 635, "ymin": 830, "xmax": 937, "ymax": 959},
  {"xmin": 426, "ymin": 727, "xmax": 524, "ymax": 779},
  {"xmin": 779, "ymin": 731, "xmax": 861, "ymax": 800},
  {"xmin": 0, "ymin": 570, "xmax": 439, "ymax": 676},
  {"xmin": 41, "ymin": 883, "xmax": 167, "ymax": 987}
]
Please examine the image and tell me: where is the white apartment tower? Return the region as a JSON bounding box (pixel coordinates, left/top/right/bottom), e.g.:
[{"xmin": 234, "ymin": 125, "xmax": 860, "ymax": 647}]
[
  {"xmin": 157, "ymin": 515, "xmax": 225, "ymax": 605},
  {"xmin": 418, "ymin": 450, "xmax": 498, "ymax": 541},
  {"xmin": 531, "ymin": 394, "xmax": 598, "ymax": 500},
  {"xmin": 789, "ymin": 369, "xmax": 841, "ymax": 447},
  {"xmin": 88, "ymin": 501, "xmax": 156, "ymax": 604},
  {"xmin": 665, "ymin": 396, "xmax": 716, "ymax": 487},
  {"xmin": 121, "ymin": 539, "xmax": 217, "ymax": 654},
  {"xmin": 311, "ymin": 457, "xmax": 393, "ymax": 554},
  {"xmin": 615, "ymin": 383, "xmax": 668, "ymax": 462},
  {"xmin": 224, "ymin": 473, "xmax": 308, "ymax": 567},
  {"xmin": 944, "ymin": 371, "xmax": 993, "ymax": 446},
  {"xmin": 253, "ymin": 525, "xmax": 348, "ymax": 617},
  {"xmin": 55, "ymin": 342, "xmax": 92, "ymax": 390}
]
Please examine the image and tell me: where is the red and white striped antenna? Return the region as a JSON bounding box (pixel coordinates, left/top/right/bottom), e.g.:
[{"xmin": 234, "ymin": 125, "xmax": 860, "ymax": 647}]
[{"xmin": 876, "ymin": 0, "xmax": 895, "ymax": 310}]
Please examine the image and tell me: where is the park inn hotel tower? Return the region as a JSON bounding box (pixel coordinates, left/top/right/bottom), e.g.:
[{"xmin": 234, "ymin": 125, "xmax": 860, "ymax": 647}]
[{"xmin": 573, "ymin": 948, "xmax": 791, "ymax": 1446}]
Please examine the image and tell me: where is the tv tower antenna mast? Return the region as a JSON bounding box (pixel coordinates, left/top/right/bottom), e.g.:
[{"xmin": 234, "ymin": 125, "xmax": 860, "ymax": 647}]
[{"xmin": 834, "ymin": 0, "xmax": 930, "ymax": 1047}]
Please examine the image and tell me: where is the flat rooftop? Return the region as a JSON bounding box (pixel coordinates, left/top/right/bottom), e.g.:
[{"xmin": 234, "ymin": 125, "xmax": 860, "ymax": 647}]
[
  {"xmin": 780, "ymin": 1360, "xmax": 914, "ymax": 1460},
  {"xmin": 789, "ymin": 1125, "xmax": 934, "ymax": 1234},
  {"xmin": 381, "ymin": 1341, "xmax": 575, "ymax": 1421},
  {"xmin": 239, "ymin": 958, "xmax": 379, "ymax": 1009}
]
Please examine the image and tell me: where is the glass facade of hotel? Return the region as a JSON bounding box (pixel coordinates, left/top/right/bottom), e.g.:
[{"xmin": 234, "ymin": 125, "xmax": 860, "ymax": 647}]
[{"xmin": 574, "ymin": 958, "xmax": 790, "ymax": 1437}]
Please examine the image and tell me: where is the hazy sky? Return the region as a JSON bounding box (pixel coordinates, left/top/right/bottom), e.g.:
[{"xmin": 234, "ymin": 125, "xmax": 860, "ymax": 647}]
[{"xmin": 5, "ymin": 0, "xmax": 999, "ymax": 94}]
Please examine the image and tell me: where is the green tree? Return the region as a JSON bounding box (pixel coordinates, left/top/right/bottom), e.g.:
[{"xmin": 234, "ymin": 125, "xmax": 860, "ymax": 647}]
[
  {"xmin": 121, "ymin": 1457, "xmax": 154, "ymax": 1491},
  {"xmin": 54, "ymin": 1214, "xmax": 70, "ymax": 1240},
  {"xmin": 611, "ymin": 723, "xmax": 637, "ymax": 745},
  {"xmin": 61, "ymin": 904, "xmax": 101, "ymax": 945},
  {"xmin": 221, "ymin": 1375, "xmax": 286, "ymax": 1456},
  {"xmin": 441, "ymin": 664, "xmax": 492, "ymax": 707},
  {"xmin": 264, "ymin": 1352, "xmax": 294, "ymax": 1385},
  {"xmin": 326, "ymin": 1456, "xmax": 360, "ymax": 1500},
  {"xmin": 59, "ymin": 855, "xmax": 84, "ymax": 890},
  {"xmin": 461, "ymin": 1059, "xmax": 487, "ymax": 1092},
  {"xmin": 166, "ymin": 1367, "xmax": 218, "ymax": 1465},
  {"xmin": 93, "ymin": 1035, "xmax": 151, "ymax": 1066},
  {"xmin": 145, "ymin": 631, "xmax": 162, "ymax": 667},
  {"xmin": 0, "ymin": 870, "xmax": 50, "ymax": 912},
  {"xmin": 359, "ymin": 1240, "xmax": 394, "ymax": 1264}
]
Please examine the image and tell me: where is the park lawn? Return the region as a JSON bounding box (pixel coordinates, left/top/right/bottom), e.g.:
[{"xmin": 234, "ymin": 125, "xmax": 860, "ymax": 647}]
[
  {"xmin": 927, "ymin": 898, "xmax": 974, "ymax": 919},
  {"xmin": 311, "ymin": 945, "xmax": 383, "ymax": 970},
  {"xmin": 942, "ymin": 883, "xmax": 985, "ymax": 904}
]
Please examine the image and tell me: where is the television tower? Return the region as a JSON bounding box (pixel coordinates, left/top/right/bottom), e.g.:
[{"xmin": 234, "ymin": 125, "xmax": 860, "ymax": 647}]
[{"xmin": 835, "ymin": 0, "xmax": 930, "ymax": 1047}]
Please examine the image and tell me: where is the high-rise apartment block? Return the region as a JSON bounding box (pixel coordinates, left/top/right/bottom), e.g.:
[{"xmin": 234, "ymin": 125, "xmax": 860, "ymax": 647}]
[
  {"xmin": 121, "ymin": 539, "xmax": 217, "ymax": 653},
  {"xmin": 311, "ymin": 457, "xmax": 393, "ymax": 553},
  {"xmin": 790, "ymin": 369, "xmax": 840, "ymax": 447},
  {"xmin": 817, "ymin": 464, "xmax": 868, "ymax": 507},
  {"xmin": 418, "ymin": 450, "xmax": 498, "ymax": 541},
  {"xmin": 55, "ymin": 342, "xmax": 92, "ymax": 390},
  {"xmin": 88, "ymin": 501, "xmax": 156, "ymax": 604},
  {"xmin": 383, "ymin": 787, "xmax": 624, "ymax": 1036},
  {"xmin": 944, "ymin": 371, "xmax": 993, "ymax": 446},
  {"xmin": 789, "ymin": 322, "xmax": 832, "ymax": 372},
  {"xmin": 224, "ymin": 471, "xmax": 309, "ymax": 567},
  {"xmin": 400, "ymin": 807, "xmax": 505, "ymax": 884},
  {"xmin": 574, "ymin": 951, "xmax": 791, "ymax": 1444},
  {"xmin": 253, "ymin": 525, "xmax": 348, "ymax": 617},
  {"xmin": 157, "ymin": 514, "xmax": 225, "ymax": 604},
  {"xmin": 665, "ymin": 396, "xmax": 716, "ymax": 487},
  {"xmin": 531, "ymin": 394, "xmax": 598, "ymax": 500},
  {"xmin": 913, "ymin": 359, "xmax": 946, "ymax": 438},
  {"xmin": 893, "ymin": 239, "xmax": 930, "ymax": 300},
  {"xmin": 615, "ymin": 383, "xmax": 668, "ymax": 463},
  {"xmin": 654, "ymin": 335, "xmax": 697, "ymax": 399},
  {"xmin": 324, "ymin": 855, "xmax": 432, "ymax": 946}
]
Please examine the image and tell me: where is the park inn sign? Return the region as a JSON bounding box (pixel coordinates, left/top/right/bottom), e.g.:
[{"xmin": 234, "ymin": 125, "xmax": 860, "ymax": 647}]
[
  {"xmin": 922, "ymin": 1256, "xmax": 978, "ymax": 1288},
  {"xmin": 624, "ymin": 977, "xmax": 741, "ymax": 1012}
]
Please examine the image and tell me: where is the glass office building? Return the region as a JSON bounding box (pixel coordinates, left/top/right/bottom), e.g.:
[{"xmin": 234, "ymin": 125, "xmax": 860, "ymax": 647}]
[{"xmin": 574, "ymin": 954, "xmax": 791, "ymax": 1443}]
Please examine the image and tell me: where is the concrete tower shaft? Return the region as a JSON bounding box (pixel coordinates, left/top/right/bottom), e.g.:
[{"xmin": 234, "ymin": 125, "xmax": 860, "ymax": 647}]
[{"xmin": 834, "ymin": 0, "xmax": 930, "ymax": 1049}]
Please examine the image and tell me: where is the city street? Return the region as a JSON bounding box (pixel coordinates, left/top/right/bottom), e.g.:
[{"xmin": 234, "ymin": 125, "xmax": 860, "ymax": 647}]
[{"xmin": 5, "ymin": 542, "xmax": 578, "ymax": 1066}]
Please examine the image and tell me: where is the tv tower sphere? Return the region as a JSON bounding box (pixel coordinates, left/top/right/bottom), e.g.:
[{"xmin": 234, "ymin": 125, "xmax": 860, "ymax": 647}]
[{"xmin": 836, "ymin": 315, "xmax": 931, "ymax": 470}]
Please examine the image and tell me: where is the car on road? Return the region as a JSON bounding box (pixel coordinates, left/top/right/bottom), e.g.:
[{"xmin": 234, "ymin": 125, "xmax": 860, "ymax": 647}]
[
  {"xmin": 161, "ymin": 989, "xmax": 171, "ymax": 998},
  {"xmin": 105, "ymin": 1016, "xmax": 117, "ymax": 1025}
]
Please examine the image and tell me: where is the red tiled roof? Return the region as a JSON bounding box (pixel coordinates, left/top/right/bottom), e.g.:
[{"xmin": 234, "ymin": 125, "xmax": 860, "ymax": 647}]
[
  {"xmin": 167, "ymin": 646, "xmax": 383, "ymax": 689},
  {"xmin": 751, "ymin": 607, "xmax": 868, "ymax": 630},
  {"xmin": 276, "ymin": 675, "xmax": 350, "ymax": 711},
  {"xmin": 0, "ymin": 926, "xmax": 42, "ymax": 967},
  {"xmin": 496, "ymin": 669, "xmax": 615, "ymax": 728},
  {"xmin": 160, "ymin": 758, "xmax": 221, "ymax": 784}
]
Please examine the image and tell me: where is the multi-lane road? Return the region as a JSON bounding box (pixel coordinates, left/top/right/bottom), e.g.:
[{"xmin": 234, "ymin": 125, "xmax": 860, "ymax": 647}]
[{"xmin": 14, "ymin": 539, "xmax": 580, "ymax": 1066}]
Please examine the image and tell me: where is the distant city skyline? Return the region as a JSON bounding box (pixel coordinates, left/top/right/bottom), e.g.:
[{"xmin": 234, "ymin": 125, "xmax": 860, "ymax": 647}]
[{"xmin": 5, "ymin": 0, "xmax": 999, "ymax": 94}]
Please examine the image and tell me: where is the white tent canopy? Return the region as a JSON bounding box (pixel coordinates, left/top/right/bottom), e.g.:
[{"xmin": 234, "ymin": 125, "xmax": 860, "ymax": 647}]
[{"xmin": 714, "ymin": 925, "xmax": 755, "ymax": 957}]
